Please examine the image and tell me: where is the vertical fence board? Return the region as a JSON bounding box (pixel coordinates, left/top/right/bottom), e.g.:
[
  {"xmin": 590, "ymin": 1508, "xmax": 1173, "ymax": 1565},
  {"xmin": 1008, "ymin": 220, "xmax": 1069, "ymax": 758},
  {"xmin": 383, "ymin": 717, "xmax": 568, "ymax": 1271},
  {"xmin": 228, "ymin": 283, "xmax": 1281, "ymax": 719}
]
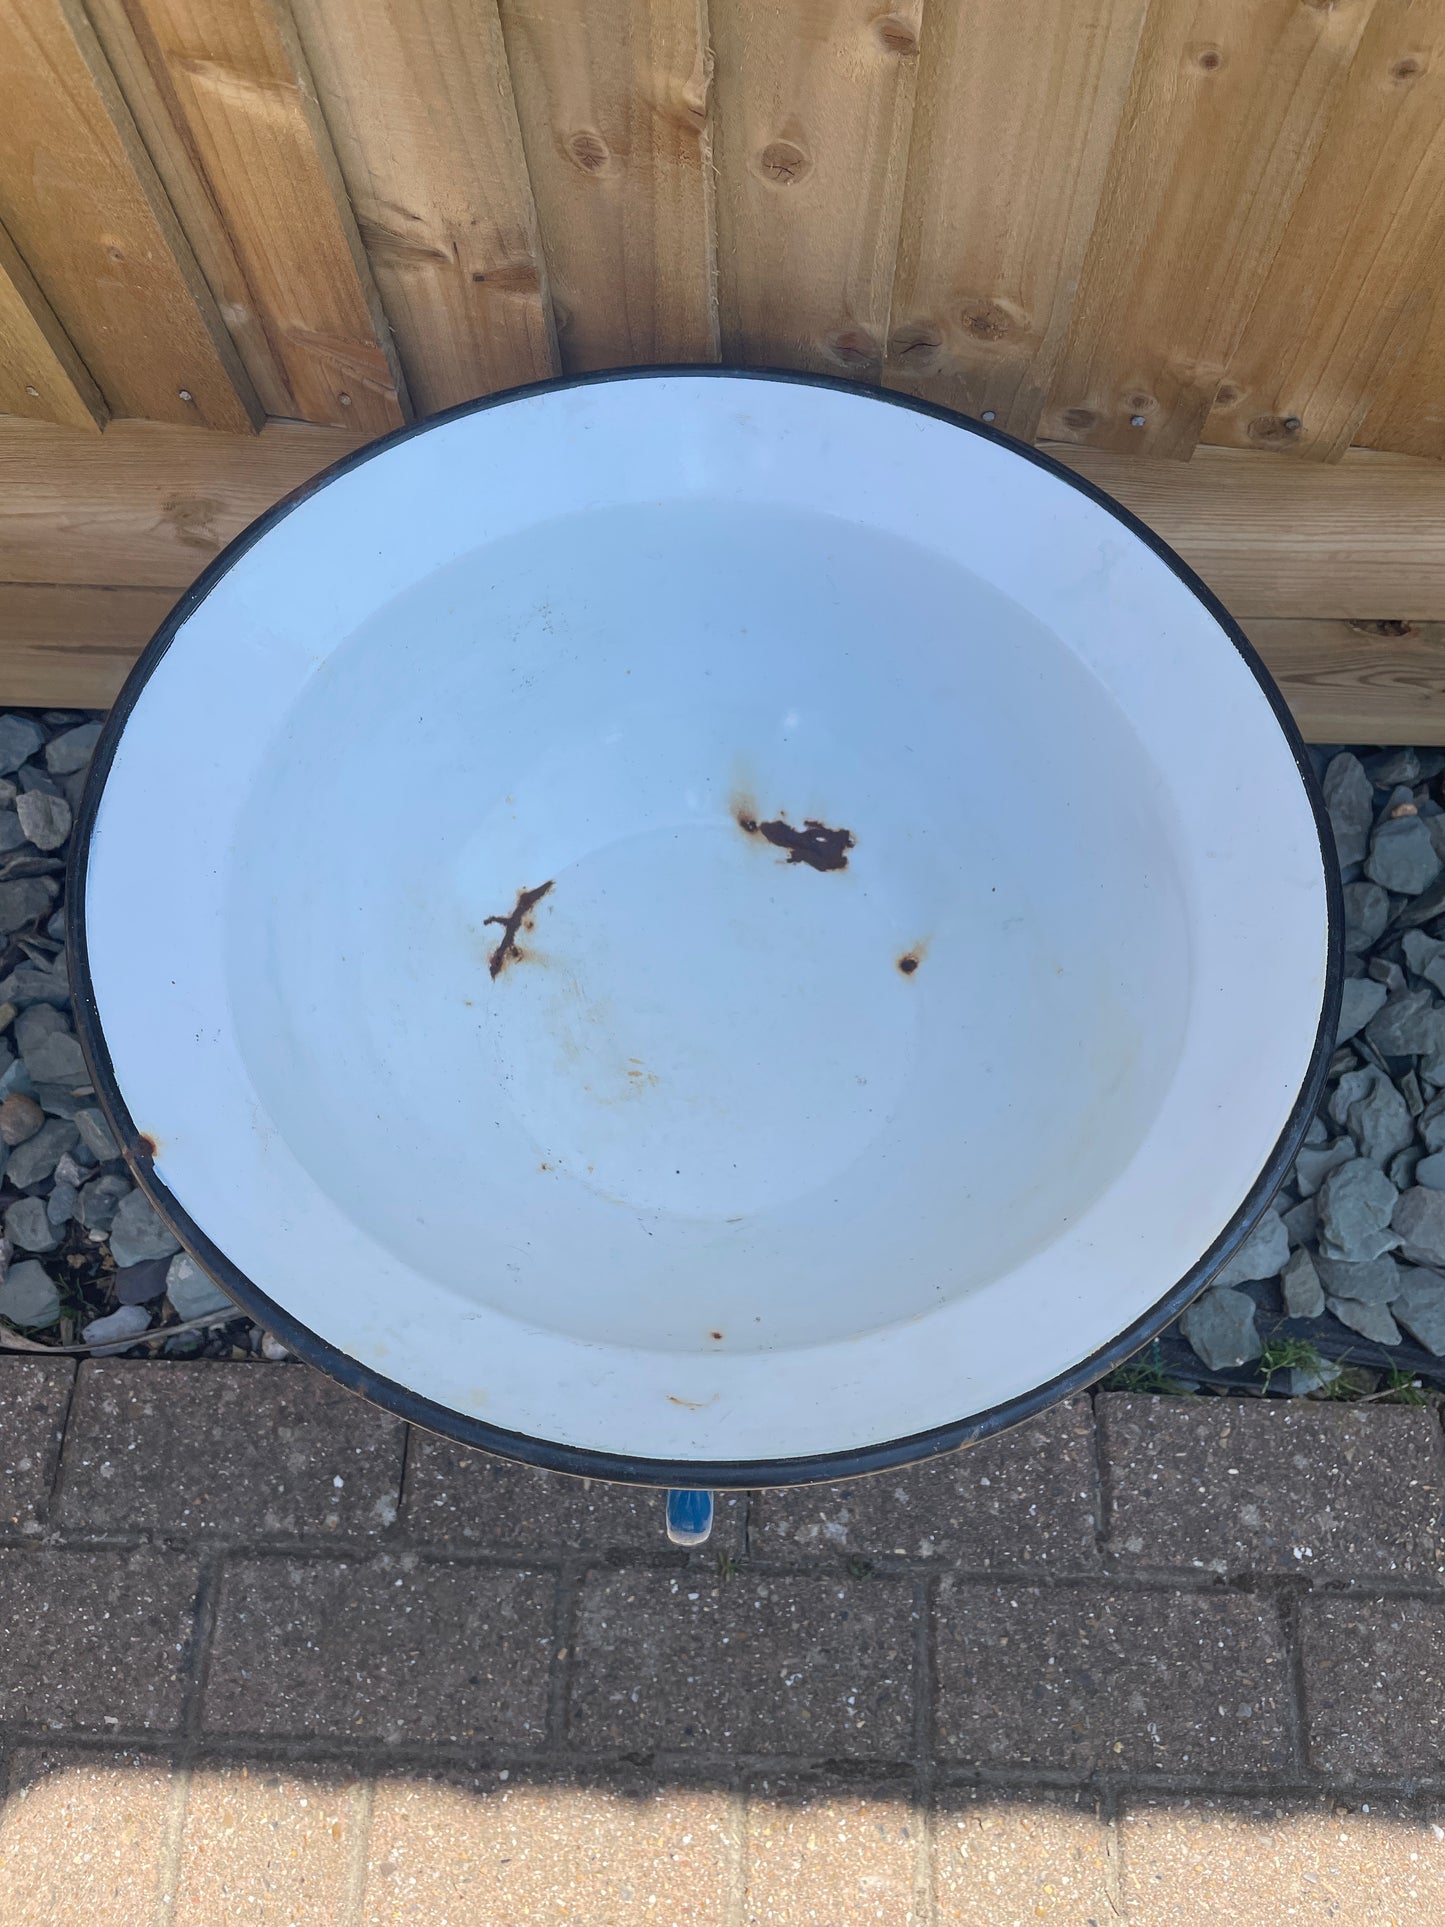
[
  {"xmin": 884, "ymin": 0, "xmax": 1148, "ymax": 438},
  {"xmin": 499, "ymin": 0, "xmax": 716, "ymax": 370},
  {"xmin": 291, "ymin": 0, "xmax": 557, "ymax": 414},
  {"xmin": 0, "ymin": 0, "xmax": 259, "ymax": 431},
  {"xmin": 711, "ymin": 0, "xmax": 921, "ymax": 381},
  {"xmin": 1042, "ymin": 0, "xmax": 1377, "ymax": 461},
  {"xmin": 121, "ymin": 0, "xmax": 409, "ymax": 431}
]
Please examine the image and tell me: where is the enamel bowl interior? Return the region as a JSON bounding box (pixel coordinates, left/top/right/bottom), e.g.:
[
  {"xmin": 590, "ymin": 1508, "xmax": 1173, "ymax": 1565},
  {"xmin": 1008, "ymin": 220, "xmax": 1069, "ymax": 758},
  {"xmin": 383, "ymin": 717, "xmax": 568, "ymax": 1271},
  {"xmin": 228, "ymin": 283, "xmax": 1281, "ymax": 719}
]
[{"xmin": 80, "ymin": 373, "xmax": 1331, "ymax": 1476}]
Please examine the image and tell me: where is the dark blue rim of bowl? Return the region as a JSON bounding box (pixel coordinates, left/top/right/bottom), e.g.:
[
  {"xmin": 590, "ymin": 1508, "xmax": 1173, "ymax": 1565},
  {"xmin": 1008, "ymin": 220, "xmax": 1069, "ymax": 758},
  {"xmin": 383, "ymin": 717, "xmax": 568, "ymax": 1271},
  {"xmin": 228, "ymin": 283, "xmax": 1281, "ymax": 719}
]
[{"xmin": 68, "ymin": 365, "xmax": 1345, "ymax": 1488}]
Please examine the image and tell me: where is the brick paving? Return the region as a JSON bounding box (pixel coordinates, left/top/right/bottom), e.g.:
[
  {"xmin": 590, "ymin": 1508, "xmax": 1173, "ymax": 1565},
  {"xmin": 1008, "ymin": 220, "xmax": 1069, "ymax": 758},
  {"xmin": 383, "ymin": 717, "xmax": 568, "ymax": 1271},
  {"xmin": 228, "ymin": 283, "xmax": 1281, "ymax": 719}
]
[{"xmin": 0, "ymin": 1365, "xmax": 1443, "ymax": 1921}]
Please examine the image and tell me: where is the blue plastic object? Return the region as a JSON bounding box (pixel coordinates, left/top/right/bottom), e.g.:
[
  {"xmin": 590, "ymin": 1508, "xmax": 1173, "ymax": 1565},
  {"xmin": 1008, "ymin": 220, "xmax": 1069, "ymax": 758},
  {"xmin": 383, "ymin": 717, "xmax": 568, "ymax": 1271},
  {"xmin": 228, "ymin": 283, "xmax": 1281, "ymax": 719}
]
[{"xmin": 665, "ymin": 1488, "xmax": 714, "ymax": 1546}]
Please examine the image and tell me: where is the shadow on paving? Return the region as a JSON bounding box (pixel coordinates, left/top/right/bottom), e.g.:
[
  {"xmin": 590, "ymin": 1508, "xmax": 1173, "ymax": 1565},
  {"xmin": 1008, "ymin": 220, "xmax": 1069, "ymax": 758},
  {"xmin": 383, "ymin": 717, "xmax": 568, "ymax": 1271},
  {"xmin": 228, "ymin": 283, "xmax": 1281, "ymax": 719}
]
[{"xmin": 1, "ymin": 1357, "xmax": 1445, "ymax": 1919}]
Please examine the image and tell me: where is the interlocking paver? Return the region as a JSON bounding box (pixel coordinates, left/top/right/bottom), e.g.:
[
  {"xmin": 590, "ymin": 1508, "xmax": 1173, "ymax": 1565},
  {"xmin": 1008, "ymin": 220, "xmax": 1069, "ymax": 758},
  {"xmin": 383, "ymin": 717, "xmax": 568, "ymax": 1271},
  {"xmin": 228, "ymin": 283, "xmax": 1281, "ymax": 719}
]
[
  {"xmin": 1301, "ymin": 1595, "xmax": 1445, "ymax": 1778},
  {"xmin": 202, "ymin": 1555, "xmax": 555, "ymax": 1745},
  {"xmin": 570, "ymin": 1569, "xmax": 919, "ymax": 1755},
  {"xmin": 0, "ymin": 1358, "xmax": 72, "ymax": 1532},
  {"xmin": 744, "ymin": 1777, "xmax": 917, "ymax": 1925},
  {"xmin": 1101, "ymin": 1394, "xmax": 1445, "ymax": 1579},
  {"xmin": 174, "ymin": 1761, "xmax": 368, "ymax": 1926},
  {"xmin": 58, "ymin": 1361, "xmax": 405, "ymax": 1537},
  {"xmin": 362, "ymin": 1772, "xmax": 736, "ymax": 1926},
  {"xmin": 0, "ymin": 1548, "xmax": 200, "ymax": 1732},
  {"xmin": 752, "ymin": 1400, "xmax": 1098, "ymax": 1569},
  {"xmin": 0, "ymin": 1750, "xmax": 174, "ymax": 1927},
  {"xmin": 1119, "ymin": 1796, "xmax": 1445, "ymax": 1923},
  {"xmin": 935, "ymin": 1581, "xmax": 1292, "ymax": 1774},
  {"xmin": 401, "ymin": 1431, "xmax": 745, "ymax": 1552},
  {"xmin": 932, "ymin": 1788, "xmax": 1113, "ymax": 1924}
]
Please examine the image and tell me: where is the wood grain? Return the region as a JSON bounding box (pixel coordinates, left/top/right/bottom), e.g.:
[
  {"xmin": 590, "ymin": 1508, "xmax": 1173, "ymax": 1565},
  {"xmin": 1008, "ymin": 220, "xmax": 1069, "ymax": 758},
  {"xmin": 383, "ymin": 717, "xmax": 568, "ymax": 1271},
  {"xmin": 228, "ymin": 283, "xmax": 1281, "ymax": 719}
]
[
  {"xmin": 1042, "ymin": 0, "xmax": 1377, "ymax": 461},
  {"xmin": 1243, "ymin": 618, "xmax": 1445, "ymax": 743},
  {"xmin": 0, "ymin": 224, "xmax": 107, "ymax": 432},
  {"xmin": 1205, "ymin": 0, "xmax": 1445, "ymax": 462},
  {"xmin": 0, "ymin": 0, "xmax": 259, "ymax": 431},
  {"xmin": 498, "ymin": 0, "xmax": 716, "ymax": 370},
  {"xmin": 0, "ymin": 586, "xmax": 176, "ymax": 706},
  {"xmin": 121, "ymin": 0, "xmax": 409, "ymax": 432},
  {"xmin": 84, "ymin": 0, "xmax": 294, "ymax": 417},
  {"xmin": 885, "ymin": 0, "xmax": 1149, "ymax": 438},
  {"xmin": 711, "ymin": 0, "xmax": 921, "ymax": 380},
  {"xmin": 290, "ymin": 0, "xmax": 556, "ymax": 413}
]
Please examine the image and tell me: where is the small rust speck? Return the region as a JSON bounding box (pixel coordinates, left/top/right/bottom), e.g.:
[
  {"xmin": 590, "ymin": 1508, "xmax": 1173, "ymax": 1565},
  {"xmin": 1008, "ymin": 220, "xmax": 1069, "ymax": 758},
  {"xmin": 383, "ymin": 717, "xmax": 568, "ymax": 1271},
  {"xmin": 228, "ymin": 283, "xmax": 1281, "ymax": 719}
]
[
  {"xmin": 738, "ymin": 811, "xmax": 855, "ymax": 872},
  {"xmin": 483, "ymin": 880, "xmax": 554, "ymax": 978},
  {"xmin": 709, "ymin": 1330, "xmax": 723, "ymax": 1341},
  {"xmin": 135, "ymin": 1132, "xmax": 159, "ymax": 1160},
  {"xmin": 898, "ymin": 954, "xmax": 920, "ymax": 974}
]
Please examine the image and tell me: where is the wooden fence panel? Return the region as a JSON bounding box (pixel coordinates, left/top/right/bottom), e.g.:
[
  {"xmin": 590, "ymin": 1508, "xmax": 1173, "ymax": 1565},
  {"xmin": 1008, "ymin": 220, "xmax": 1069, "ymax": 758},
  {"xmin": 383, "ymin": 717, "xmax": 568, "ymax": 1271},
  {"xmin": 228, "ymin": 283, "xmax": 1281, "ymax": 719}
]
[
  {"xmin": 291, "ymin": 0, "xmax": 557, "ymax": 413},
  {"xmin": 498, "ymin": 0, "xmax": 716, "ymax": 370},
  {"xmin": 711, "ymin": 0, "xmax": 920, "ymax": 380}
]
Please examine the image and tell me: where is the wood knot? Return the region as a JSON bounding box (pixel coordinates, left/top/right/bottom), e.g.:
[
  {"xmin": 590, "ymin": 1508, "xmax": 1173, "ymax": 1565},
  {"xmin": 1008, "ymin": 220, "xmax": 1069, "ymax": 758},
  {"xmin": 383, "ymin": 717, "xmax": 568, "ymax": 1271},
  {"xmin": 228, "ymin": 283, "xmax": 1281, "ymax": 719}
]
[
  {"xmin": 1195, "ymin": 45, "xmax": 1224, "ymax": 70},
  {"xmin": 962, "ymin": 302, "xmax": 1012, "ymax": 342},
  {"xmin": 1060, "ymin": 406, "xmax": 1096, "ymax": 433},
  {"xmin": 567, "ymin": 128, "xmax": 611, "ymax": 174},
  {"xmin": 1247, "ymin": 413, "xmax": 1302, "ymax": 448},
  {"xmin": 1391, "ymin": 54, "xmax": 1424, "ymax": 80},
  {"xmin": 890, "ymin": 322, "xmax": 942, "ymax": 367},
  {"xmin": 758, "ymin": 139, "xmax": 810, "ymax": 185},
  {"xmin": 825, "ymin": 328, "xmax": 881, "ymax": 369},
  {"xmin": 1348, "ymin": 619, "xmax": 1416, "ymax": 638},
  {"xmin": 874, "ymin": 13, "xmax": 920, "ymax": 54},
  {"xmin": 1211, "ymin": 382, "xmax": 1243, "ymax": 410}
]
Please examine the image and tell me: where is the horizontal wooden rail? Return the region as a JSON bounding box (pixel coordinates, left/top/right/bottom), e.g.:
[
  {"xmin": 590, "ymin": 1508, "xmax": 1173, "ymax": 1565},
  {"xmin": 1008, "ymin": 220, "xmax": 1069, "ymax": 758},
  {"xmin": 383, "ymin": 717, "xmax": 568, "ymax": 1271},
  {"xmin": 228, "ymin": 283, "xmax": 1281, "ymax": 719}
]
[{"xmin": 1, "ymin": 416, "xmax": 1443, "ymax": 737}]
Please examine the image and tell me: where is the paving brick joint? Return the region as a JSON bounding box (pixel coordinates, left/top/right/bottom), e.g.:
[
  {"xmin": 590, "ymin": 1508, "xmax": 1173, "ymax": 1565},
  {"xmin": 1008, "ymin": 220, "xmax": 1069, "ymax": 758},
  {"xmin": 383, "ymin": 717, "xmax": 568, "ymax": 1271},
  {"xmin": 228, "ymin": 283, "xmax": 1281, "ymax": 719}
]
[{"xmin": 1, "ymin": 1363, "xmax": 1444, "ymax": 1921}]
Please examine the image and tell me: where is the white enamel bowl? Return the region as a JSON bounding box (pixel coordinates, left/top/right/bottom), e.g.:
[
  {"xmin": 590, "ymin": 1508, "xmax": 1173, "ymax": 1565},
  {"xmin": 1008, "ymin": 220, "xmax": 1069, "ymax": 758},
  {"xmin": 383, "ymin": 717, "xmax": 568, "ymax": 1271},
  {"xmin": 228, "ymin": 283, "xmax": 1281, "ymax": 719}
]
[{"xmin": 73, "ymin": 371, "xmax": 1339, "ymax": 1484}]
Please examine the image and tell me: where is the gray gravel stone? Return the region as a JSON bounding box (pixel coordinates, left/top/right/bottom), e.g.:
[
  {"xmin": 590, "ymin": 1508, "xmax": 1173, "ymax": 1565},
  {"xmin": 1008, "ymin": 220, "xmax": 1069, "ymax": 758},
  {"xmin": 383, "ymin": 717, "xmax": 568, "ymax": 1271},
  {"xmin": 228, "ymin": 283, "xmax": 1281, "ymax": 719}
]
[
  {"xmin": 80, "ymin": 1304, "xmax": 151, "ymax": 1354},
  {"xmin": 1336, "ymin": 976, "xmax": 1388, "ymax": 1043},
  {"xmin": 1324, "ymin": 754, "xmax": 1375, "ymax": 868},
  {"xmin": 1316, "ymin": 1158, "xmax": 1401, "ymax": 1263},
  {"xmin": 0, "ymin": 1091, "xmax": 43, "ymax": 1147},
  {"xmin": 0, "ymin": 717, "xmax": 44, "ymax": 777},
  {"xmin": 77, "ymin": 1173, "xmax": 132, "ymax": 1234},
  {"xmin": 1180, "ymin": 1286, "xmax": 1262, "ymax": 1371},
  {"xmin": 1282, "ymin": 1195, "xmax": 1318, "ymax": 1248},
  {"xmin": 6, "ymin": 1117, "xmax": 78, "ymax": 1190},
  {"xmin": 74, "ymin": 1107, "xmax": 119, "ymax": 1163},
  {"xmin": 1293, "ymin": 1138, "xmax": 1356, "ymax": 1197},
  {"xmin": 1404, "ymin": 930, "xmax": 1445, "ymax": 995},
  {"xmin": 1329, "ymin": 1067, "xmax": 1415, "ymax": 1163},
  {"xmin": 1367, "ymin": 814, "xmax": 1443, "ymax": 895},
  {"xmin": 15, "ymin": 789, "xmax": 71, "ymax": 853},
  {"xmin": 45, "ymin": 1179, "xmax": 76, "ymax": 1226},
  {"xmin": 1327, "ymin": 1294, "xmax": 1403, "ymax": 1344},
  {"xmin": 43, "ymin": 721, "xmax": 101, "ymax": 775},
  {"xmin": 1391, "ymin": 1186, "xmax": 1445, "ymax": 1266},
  {"xmin": 1342, "ymin": 880, "xmax": 1391, "ymax": 954},
  {"xmin": 1281, "ymin": 1246, "xmax": 1325, "ymax": 1319},
  {"xmin": 1306, "ymin": 1114, "xmax": 1328, "ymax": 1146},
  {"xmin": 1314, "ymin": 1253, "xmax": 1402, "ymax": 1304},
  {"xmin": 1415, "ymin": 1151, "xmax": 1445, "ymax": 1191},
  {"xmin": 1392, "ymin": 1269, "xmax": 1445, "ymax": 1355},
  {"xmin": 0, "ymin": 811, "xmax": 26, "ymax": 855},
  {"xmin": 0, "ymin": 877, "xmax": 57, "ymax": 937},
  {"xmin": 4, "ymin": 1195, "xmax": 58, "ymax": 1253},
  {"xmin": 113, "ymin": 1258, "xmax": 170, "ymax": 1305},
  {"xmin": 1211, "ymin": 1209, "xmax": 1289, "ymax": 1287},
  {"xmin": 164, "ymin": 1253, "xmax": 233, "ymax": 1319},
  {"xmin": 1419, "ymin": 1092, "xmax": 1445, "ymax": 1152},
  {"xmin": 1366, "ymin": 749, "xmax": 1421, "ymax": 787},
  {"xmin": 1389, "ymin": 1145, "xmax": 1423, "ymax": 1189},
  {"xmin": 108, "ymin": 1189, "xmax": 180, "ymax": 1268},
  {"xmin": 1368, "ymin": 955, "xmax": 1407, "ymax": 995},
  {"xmin": 0, "ymin": 1259, "xmax": 59, "ymax": 1328},
  {"xmin": 21, "ymin": 1028, "xmax": 86, "ymax": 1087},
  {"xmin": 0, "ymin": 960, "xmax": 69, "ymax": 1008},
  {"xmin": 1364, "ymin": 987, "xmax": 1445, "ymax": 1058}
]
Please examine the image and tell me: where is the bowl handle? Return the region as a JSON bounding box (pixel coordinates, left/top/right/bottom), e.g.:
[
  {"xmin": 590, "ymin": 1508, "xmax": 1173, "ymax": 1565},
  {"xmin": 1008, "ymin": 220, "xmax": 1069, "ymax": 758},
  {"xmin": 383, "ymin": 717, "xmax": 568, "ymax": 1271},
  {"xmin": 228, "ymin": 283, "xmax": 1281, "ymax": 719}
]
[{"xmin": 664, "ymin": 1488, "xmax": 714, "ymax": 1546}]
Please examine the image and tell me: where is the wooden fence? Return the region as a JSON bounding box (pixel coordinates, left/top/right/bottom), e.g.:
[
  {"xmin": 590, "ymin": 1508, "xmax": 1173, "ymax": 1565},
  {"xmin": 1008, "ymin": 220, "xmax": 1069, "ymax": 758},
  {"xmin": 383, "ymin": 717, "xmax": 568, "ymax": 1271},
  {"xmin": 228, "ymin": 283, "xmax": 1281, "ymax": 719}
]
[{"xmin": 3, "ymin": 0, "xmax": 1445, "ymax": 728}]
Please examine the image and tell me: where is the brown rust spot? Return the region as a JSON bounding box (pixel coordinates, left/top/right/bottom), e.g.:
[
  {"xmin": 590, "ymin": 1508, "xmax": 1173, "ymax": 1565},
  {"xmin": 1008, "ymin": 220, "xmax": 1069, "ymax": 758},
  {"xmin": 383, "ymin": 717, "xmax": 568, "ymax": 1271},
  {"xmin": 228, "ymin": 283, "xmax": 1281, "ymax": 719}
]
[
  {"xmin": 709, "ymin": 1330, "xmax": 723, "ymax": 1341},
  {"xmin": 134, "ymin": 1131, "xmax": 159, "ymax": 1160},
  {"xmin": 667, "ymin": 1392, "xmax": 718, "ymax": 1410},
  {"xmin": 898, "ymin": 954, "xmax": 920, "ymax": 974},
  {"xmin": 737, "ymin": 811, "xmax": 854, "ymax": 872},
  {"xmin": 483, "ymin": 880, "xmax": 554, "ymax": 978}
]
